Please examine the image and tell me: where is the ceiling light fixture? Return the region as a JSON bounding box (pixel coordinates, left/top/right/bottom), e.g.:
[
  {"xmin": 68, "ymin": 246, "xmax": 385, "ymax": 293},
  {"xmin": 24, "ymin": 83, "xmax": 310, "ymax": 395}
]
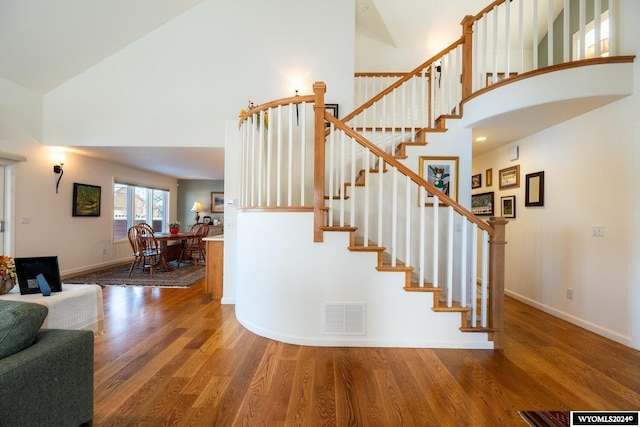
[{"xmin": 475, "ymin": 136, "xmax": 487, "ymax": 142}]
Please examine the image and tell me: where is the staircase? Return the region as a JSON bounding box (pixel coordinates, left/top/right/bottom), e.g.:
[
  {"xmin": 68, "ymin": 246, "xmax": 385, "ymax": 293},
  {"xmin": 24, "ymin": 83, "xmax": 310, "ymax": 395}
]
[{"xmin": 234, "ymin": 0, "xmax": 621, "ymax": 350}]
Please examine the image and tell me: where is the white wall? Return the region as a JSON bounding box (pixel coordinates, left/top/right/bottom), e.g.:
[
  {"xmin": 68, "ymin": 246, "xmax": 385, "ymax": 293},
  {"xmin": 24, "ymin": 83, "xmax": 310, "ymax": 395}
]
[
  {"xmin": 42, "ymin": 0, "xmax": 355, "ymax": 149},
  {"xmin": 235, "ymin": 211, "xmax": 492, "ymax": 348},
  {"xmin": 472, "ymin": 47, "xmax": 640, "ymax": 351},
  {"xmin": 1, "ymin": 72, "xmax": 179, "ymax": 274}
]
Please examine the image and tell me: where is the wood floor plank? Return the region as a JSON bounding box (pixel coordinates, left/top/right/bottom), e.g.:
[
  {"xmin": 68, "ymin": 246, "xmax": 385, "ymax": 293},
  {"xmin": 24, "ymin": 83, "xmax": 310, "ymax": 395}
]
[{"xmin": 91, "ymin": 281, "xmax": 640, "ymax": 426}]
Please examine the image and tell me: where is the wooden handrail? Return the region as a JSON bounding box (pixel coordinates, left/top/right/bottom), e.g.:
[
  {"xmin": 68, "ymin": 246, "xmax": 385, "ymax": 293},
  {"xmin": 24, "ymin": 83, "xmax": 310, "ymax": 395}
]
[
  {"xmin": 342, "ymin": 37, "xmax": 464, "ymax": 124},
  {"xmin": 325, "ymin": 113, "xmax": 494, "ymax": 235},
  {"xmin": 238, "ymin": 94, "xmax": 315, "ymax": 127}
]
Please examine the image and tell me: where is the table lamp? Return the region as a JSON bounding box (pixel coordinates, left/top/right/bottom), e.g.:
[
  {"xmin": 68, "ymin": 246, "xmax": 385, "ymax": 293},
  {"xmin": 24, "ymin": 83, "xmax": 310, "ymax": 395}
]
[{"xmin": 191, "ymin": 201, "xmax": 202, "ymax": 223}]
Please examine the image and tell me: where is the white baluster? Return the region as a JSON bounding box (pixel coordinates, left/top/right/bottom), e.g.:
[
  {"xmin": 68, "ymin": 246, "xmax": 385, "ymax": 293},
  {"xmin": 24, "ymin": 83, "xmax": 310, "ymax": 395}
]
[
  {"xmin": 258, "ymin": 110, "xmax": 264, "ymax": 205},
  {"xmin": 446, "ymin": 206, "xmax": 453, "ymax": 307},
  {"xmin": 594, "ymin": 0, "xmax": 601, "ymax": 57},
  {"xmin": 287, "ymin": 104, "xmax": 293, "ymax": 206},
  {"xmin": 266, "ymin": 108, "xmax": 272, "ymax": 206},
  {"xmin": 300, "ymin": 102, "xmax": 306, "ymax": 206},
  {"xmin": 364, "ymin": 148, "xmax": 370, "ymax": 245},
  {"xmin": 377, "ymin": 155, "xmax": 384, "ymax": 249},
  {"xmin": 276, "ymin": 105, "xmax": 282, "ymax": 206},
  {"xmin": 548, "ymin": 0, "xmax": 554, "ymax": 65},
  {"xmin": 471, "ymin": 223, "xmax": 478, "ymax": 326},
  {"xmin": 327, "ymin": 124, "xmax": 335, "ymax": 226},
  {"xmin": 564, "ymin": 0, "xmax": 571, "ymax": 62},
  {"xmin": 518, "ymin": 0, "xmax": 524, "ymax": 74},
  {"xmin": 405, "ymin": 175, "xmax": 411, "ymax": 268},
  {"xmin": 419, "ymin": 187, "xmax": 426, "ymax": 288},
  {"xmin": 460, "ymin": 219, "xmax": 467, "ymax": 308},
  {"xmin": 391, "ymin": 167, "xmax": 398, "ymax": 267},
  {"xmin": 432, "ymin": 195, "xmax": 439, "ymax": 287},
  {"xmin": 481, "ymin": 230, "xmax": 489, "ymax": 328},
  {"xmin": 350, "ymin": 135, "xmax": 356, "ymax": 228},
  {"xmin": 609, "ymin": 0, "xmax": 617, "ymax": 56},
  {"xmin": 504, "ymin": 0, "xmax": 511, "ymax": 79},
  {"xmin": 579, "ymin": 0, "xmax": 586, "ymax": 60},
  {"xmin": 533, "ymin": 0, "xmax": 539, "ymax": 69},
  {"xmin": 492, "ymin": 5, "xmax": 499, "ymax": 83}
]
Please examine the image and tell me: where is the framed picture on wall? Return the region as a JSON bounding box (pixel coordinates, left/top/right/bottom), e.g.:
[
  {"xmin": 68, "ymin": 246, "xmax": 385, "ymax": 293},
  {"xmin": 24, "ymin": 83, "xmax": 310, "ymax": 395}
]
[
  {"xmin": 72, "ymin": 183, "xmax": 101, "ymax": 217},
  {"xmin": 498, "ymin": 165, "xmax": 520, "ymax": 189},
  {"xmin": 325, "ymin": 104, "xmax": 338, "ymax": 128},
  {"xmin": 501, "ymin": 195, "xmax": 516, "ymax": 219},
  {"xmin": 418, "ymin": 156, "xmax": 459, "ymax": 205},
  {"xmin": 471, "ymin": 173, "xmax": 482, "ymax": 189},
  {"xmin": 211, "ymin": 192, "xmax": 224, "ymax": 213},
  {"xmin": 525, "ymin": 171, "xmax": 545, "ymax": 207},
  {"xmin": 486, "ymin": 168, "xmax": 493, "ymax": 187},
  {"xmin": 471, "ymin": 192, "xmax": 494, "ymax": 216}
]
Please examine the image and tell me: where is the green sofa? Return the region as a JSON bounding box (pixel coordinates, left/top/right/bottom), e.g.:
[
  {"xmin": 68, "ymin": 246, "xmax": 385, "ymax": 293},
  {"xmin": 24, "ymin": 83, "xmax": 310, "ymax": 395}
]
[{"xmin": 0, "ymin": 300, "xmax": 94, "ymax": 427}]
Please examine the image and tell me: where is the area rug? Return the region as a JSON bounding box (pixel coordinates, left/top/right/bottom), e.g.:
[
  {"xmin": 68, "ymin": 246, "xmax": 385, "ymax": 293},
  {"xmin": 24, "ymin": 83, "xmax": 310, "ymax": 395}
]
[
  {"xmin": 64, "ymin": 261, "xmax": 204, "ymax": 288},
  {"xmin": 518, "ymin": 411, "xmax": 569, "ymax": 427}
]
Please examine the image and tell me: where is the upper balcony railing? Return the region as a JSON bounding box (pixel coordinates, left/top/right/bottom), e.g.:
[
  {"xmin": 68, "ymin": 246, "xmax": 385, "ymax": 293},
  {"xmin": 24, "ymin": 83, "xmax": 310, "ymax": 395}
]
[{"xmin": 352, "ymin": 0, "xmax": 619, "ymax": 151}]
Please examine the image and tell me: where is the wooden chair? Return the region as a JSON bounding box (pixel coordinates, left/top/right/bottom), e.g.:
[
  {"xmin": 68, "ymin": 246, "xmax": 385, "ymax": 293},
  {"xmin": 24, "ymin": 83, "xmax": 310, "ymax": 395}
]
[
  {"xmin": 178, "ymin": 223, "xmax": 209, "ymax": 266},
  {"xmin": 127, "ymin": 225, "xmax": 163, "ymax": 277}
]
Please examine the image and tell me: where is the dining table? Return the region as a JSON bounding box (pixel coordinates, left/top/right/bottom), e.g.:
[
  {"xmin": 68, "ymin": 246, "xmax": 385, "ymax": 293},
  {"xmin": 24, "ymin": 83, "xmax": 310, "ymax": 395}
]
[{"xmin": 153, "ymin": 231, "xmax": 194, "ymax": 271}]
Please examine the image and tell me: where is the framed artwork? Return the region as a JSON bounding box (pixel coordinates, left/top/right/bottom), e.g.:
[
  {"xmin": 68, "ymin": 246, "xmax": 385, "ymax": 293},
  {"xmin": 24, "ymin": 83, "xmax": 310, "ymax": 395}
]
[
  {"xmin": 203, "ymin": 216, "xmax": 212, "ymax": 224},
  {"xmin": 486, "ymin": 168, "xmax": 493, "ymax": 187},
  {"xmin": 471, "ymin": 173, "xmax": 482, "ymax": 189},
  {"xmin": 525, "ymin": 171, "xmax": 545, "ymax": 207},
  {"xmin": 498, "ymin": 165, "xmax": 520, "ymax": 189},
  {"xmin": 72, "ymin": 183, "xmax": 101, "ymax": 217},
  {"xmin": 211, "ymin": 192, "xmax": 224, "ymax": 213},
  {"xmin": 325, "ymin": 104, "xmax": 338, "ymax": 128},
  {"xmin": 501, "ymin": 195, "xmax": 516, "ymax": 218},
  {"xmin": 471, "ymin": 192, "xmax": 494, "ymax": 216},
  {"xmin": 418, "ymin": 156, "xmax": 459, "ymax": 205}
]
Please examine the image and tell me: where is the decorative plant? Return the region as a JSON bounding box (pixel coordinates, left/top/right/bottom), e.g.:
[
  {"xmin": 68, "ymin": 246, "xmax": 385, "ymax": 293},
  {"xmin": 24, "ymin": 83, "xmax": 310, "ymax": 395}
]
[
  {"xmin": 168, "ymin": 220, "xmax": 181, "ymax": 229},
  {"xmin": 239, "ymin": 100, "xmax": 268, "ymax": 128},
  {"xmin": 0, "ymin": 255, "xmax": 16, "ymax": 279}
]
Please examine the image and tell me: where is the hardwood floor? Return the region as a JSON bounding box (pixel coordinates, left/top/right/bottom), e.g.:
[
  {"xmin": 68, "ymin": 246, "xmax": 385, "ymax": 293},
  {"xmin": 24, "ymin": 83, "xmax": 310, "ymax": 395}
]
[{"xmin": 93, "ymin": 280, "xmax": 640, "ymax": 426}]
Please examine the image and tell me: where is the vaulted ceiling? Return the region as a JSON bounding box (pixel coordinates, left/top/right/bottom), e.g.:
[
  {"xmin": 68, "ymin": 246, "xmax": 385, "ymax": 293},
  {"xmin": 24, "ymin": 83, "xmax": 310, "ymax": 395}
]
[{"xmin": 0, "ymin": 1, "xmax": 485, "ymax": 179}]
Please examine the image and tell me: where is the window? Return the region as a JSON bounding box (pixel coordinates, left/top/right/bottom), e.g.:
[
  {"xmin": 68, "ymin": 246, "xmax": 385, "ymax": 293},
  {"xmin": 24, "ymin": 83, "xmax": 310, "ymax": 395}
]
[
  {"xmin": 113, "ymin": 182, "xmax": 169, "ymax": 240},
  {"xmin": 573, "ymin": 10, "xmax": 609, "ymax": 60}
]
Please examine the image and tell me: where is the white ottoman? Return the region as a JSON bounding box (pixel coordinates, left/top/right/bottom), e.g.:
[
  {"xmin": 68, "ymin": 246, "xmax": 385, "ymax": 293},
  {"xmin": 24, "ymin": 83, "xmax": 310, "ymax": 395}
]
[{"xmin": 0, "ymin": 284, "xmax": 105, "ymax": 334}]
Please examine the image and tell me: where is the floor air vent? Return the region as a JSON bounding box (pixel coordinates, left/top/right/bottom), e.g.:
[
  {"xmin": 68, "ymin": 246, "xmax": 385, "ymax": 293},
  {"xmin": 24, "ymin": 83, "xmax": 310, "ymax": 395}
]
[{"xmin": 323, "ymin": 303, "xmax": 366, "ymax": 335}]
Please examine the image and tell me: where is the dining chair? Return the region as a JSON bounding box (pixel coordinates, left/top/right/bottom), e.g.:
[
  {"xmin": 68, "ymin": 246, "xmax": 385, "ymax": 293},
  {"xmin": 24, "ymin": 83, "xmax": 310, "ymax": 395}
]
[
  {"xmin": 178, "ymin": 223, "xmax": 209, "ymax": 267},
  {"xmin": 127, "ymin": 224, "xmax": 163, "ymax": 277}
]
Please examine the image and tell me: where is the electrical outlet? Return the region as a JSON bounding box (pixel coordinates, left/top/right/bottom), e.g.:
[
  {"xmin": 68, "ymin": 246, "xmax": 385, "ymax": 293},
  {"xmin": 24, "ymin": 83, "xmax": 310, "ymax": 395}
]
[
  {"xmin": 566, "ymin": 288, "xmax": 574, "ymax": 300},
  {"xmin": 591, "ymin": 225, "xmax": 605, "ymax": 237},
  {"xmin": 20, "ymin": 216, "xmax": 30, "ymax": 224}
]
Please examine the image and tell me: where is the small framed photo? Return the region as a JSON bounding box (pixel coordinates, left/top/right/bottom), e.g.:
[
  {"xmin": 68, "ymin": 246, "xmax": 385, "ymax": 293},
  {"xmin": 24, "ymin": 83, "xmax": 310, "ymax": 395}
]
[
  {"xmin": 525, "ymin": 171, "xmax": 545, "ymax": 207},
  {"xmin": 501, "ymin": 195, "xmax": 516, "ymax": 218},
  {"xmin": 325, "ymin": 104, "xmax": 338, "ymax": 128},
  {"xmin": 418, "ymin": 156, "xmax": 459, "ymax": 205},
  {"xmin": 211, "ymin": 192, "xmax": 224, "ymax": 213},
  {"xmin": 498, "ymin": 165, "xmax": 520, "ymax": 189},
  {"xmin": 471, "ymin": 173, "xmax": 482, "ymax": 189},
  {"xmin": 471, "ymin": 191, "xmax": 494, "ymax": 216},
  {"xmin": 72, "ymin": 183, "xmax": 101, "ymax": 217},
  {"xmin": 486, "ymin": 168, "xmax": 493, "ymax": 187},
  {"xmin": 203, "ymin": 216, "xmax": 212, "ymax": 224}
]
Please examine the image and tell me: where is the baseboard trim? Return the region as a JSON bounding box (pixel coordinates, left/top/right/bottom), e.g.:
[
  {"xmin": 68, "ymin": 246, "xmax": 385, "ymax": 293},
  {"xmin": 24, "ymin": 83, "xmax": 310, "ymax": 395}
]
[{"xmin": 505, "ymin": 290, "xmax": 632, "ymax": 348}]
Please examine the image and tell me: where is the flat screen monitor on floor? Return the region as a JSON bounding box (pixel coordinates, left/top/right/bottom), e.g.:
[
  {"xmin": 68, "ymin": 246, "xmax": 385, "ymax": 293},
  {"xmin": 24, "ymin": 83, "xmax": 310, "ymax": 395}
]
[{"xmin": 15, "ymin": 256, "xmax": 63, "ymax": 295}]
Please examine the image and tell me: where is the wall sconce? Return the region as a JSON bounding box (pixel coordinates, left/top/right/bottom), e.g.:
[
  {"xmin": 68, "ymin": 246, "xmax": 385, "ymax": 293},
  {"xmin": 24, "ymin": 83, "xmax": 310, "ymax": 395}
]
[
  {"xmin": 52, "ymin": 153, "xmax": 65, "ymax": 194},
  {"xmin": 295, "ymin": 89, "xmax": 299, "ymax": 126},
  {"xmin": 191, "ymin": 201, "xmax": 202, "ymax": 223}
]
